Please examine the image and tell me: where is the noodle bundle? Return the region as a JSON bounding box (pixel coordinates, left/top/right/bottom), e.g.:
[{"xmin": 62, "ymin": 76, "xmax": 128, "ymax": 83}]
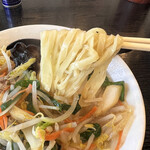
[{"xmin": 40, "ymin": 28, "xmax": 123, "ymax": 101}]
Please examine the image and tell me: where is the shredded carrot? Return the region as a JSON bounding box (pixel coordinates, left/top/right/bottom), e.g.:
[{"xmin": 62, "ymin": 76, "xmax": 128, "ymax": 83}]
[
  {"xmin": 16, "ymin": 92, "xmax": 30, "ymax": 106},
  {"xmin": 45, "ymin": 127, "xmax": 75, "ymax": 141},
  {"xmin": 14, "ymin": 84, "xmax": 32, "ymax": 106},
  {"xmin": 12, "ymin": 84, "xmax": 32, "ymax": 100},
  {"xmin": 0, "ymin": 107, "xmax": 8, "ymax": 130},
  {"xmin": 12, "ymin": 89, "xmax": 27, "ymax": 99},
  {"xmin": 118, "ymin": 101, "xmax": 123, "ymax": 106},
  {"xmin": 26, "ymin": 84, "xmax": 32, "ymax": 92},
  {"xmin": 2, "ymin": 68, "xmax": 8, "ymax": 73},
  {"xmin": 3, "ymin": 114, "xmax": 7, "ymax": 129},
  {"xmin": 45, "ymin": 131, "xmax": 61, "ymax": 141},
  {"xmin": 63, "ymin": 127, "xmax": 75, "ymax": 132},
  {"xmin": 23, "ymin": 110, "xmax": 35, "ymax": 116},
  {"xmin": 0, "ymin": 86, "xmax": 10, "ymax": 100},
  {"xmin": 64, "ymin": 118, "xmax": 73, "ymax": 123},
  {"xmin": 64, "ymin": 106, "xmax": 98, "ymax": 124},
  {"xmin": 0, "ymin": 72, "xmax": 6, "ymax": 78},
  {"xmin": 115, "ymin": 130, "xmax": 123, "ymax": 150},
  {"xmin": 77, "ymin": 106, "xmax": 97, "ymax": 123},
  {"xmin": 89, "ymin": 143, "xmax": 96, "ymax": 150},
  {"xmin": 0, "ymin": 108, "xmax": 2, "ymax": 115},
  {"xmin": 0, "ymin": 119, "xmax": 4, "ymax": 130}
]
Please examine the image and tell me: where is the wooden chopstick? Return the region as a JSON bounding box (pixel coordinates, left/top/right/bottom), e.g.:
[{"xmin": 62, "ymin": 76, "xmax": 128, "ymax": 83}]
[
  {"xmin": 121, "ymin": 36, "xmax": 150, "ymax": 51},
  {"xmin": 122, "ymin": 42, "xmax": 150, "ymax": 52},
  {"xmin": 123, "ymin": 37, "xmax": 150, "ymax": 44}
]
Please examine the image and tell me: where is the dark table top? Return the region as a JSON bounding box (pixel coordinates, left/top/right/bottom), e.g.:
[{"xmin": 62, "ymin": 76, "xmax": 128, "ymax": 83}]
[{"xmin": 0, "ymin": 0, "xmax": 150, "ymax": 149}]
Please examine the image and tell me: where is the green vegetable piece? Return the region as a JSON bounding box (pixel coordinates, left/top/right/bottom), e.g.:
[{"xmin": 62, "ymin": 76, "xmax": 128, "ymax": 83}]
[
  {"xmin": 26, "ymin": 94, "xmax": 37, "ymax": 114},
  {"xmin": 15, "ymin": 80, "xmax": 40, "ymax": 89},
  {"xmin": 61, "ymin": 103, "xmax": 70, "ymax": 111},
  {"xmin": 40, "ymin": 122, "xmax": 51, "ymax": 129},
  {"xmin": 60, "ymin": 94, "xmax": 81, "ymax": 114},
  {"xmin": 39, "ymin": 92, "xmax": 70, "ymax": 112},
  {"xmin": 50, "ymin": 98, "xmax": 63, "ymax": 110},
  {"xmin": 12, "ymin": 141, "xmax": 20, "ymax": 150},
  {"xmin": 51, "ymin": 98, "xmax": 70, "ymax": 112},
  {"xmin": 102, "ymin": 76, "xmax": 109, "ymax": 87},
  {"xmin": 1, "ymin": 94, "xmax": 22, "ymax": 111},
  {"xmin": 102, "ymin": 77, "xmax": 125, "ymax": 101},
  {"xmin": 59, "ymin": 95, "xmax": 81, "ymax": 114},
  {"xmin": 39, "ymin": 90, "xmax": 81, "ymax": 114},
  {"xmin": 1, "ymin": 100, "xmax": 15, "ymax": 111},
  {"xmin": 36, "ymin": 122, "xmax": 51, "ymax": 130},
  {"xmin": 36, "ymin": 122, "xmax": 43, "ymax": 127},
  {"xmin": 52, "ymin": 144, "xmax": 57, "ymax": 150},
  {"xmin": 72, "ymin": 100, "xmax": 81, "ymax": 115},
  {"xmin": 18, "ymin": 130, "xmax": 25, "ymax": 141},
  {"xmin": 24, "ymin": 142, "xmax": 30, "ymax": 149},
  {"xmin": 80, "ymin": 123, "xmax": 101, "ymax": 143}
]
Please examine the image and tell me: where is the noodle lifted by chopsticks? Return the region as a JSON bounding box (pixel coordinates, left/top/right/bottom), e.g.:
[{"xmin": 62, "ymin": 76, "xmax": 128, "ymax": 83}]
[{"xmin": 40, "ymin": 28, "xmax": 123, "ymax": 101}]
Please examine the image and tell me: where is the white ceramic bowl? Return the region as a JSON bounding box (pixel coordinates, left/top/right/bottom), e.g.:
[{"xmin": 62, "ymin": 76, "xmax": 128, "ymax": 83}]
[{"xmin": 0, "ymin": 25, "xmax": 146, "ymax": 150}]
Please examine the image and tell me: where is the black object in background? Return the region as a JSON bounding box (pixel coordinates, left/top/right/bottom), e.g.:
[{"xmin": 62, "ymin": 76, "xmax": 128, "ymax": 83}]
[
  {"xmin": 3, "ymin": 3, "xmax": 22, "ymax": 28},
  {"xmin": 2, "ymin": 0, "xmax": 21, "ymax": 7}
]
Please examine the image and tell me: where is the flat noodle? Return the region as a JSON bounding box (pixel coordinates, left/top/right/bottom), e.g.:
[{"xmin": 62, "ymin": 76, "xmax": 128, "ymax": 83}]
[
  {"xmin": 40, "ymin": 30, "xmax": 57, "ymax": 91},
  {"xmin": 57, "ymin": 30, "xmax": 85, "ymax": 76},
  {"xmin": 52, "ymin": 29, "xmax": 68, "ymax": 92},
  {"xmin": 40, "ymin": 28, "xmax": 123, "ymax": 103},
  {"xmin": 82, "ymin": 35, "xmax": 123, "ymax": 100},
  {"xmin": 81, "ymin": 65, "xmax": 107, "ymax": 99}
]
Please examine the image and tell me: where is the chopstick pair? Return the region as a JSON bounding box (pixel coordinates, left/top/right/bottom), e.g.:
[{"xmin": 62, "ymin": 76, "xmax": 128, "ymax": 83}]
[{"xmin": 122, "ymin": 37, "xmax": 150, "ymax": 52}]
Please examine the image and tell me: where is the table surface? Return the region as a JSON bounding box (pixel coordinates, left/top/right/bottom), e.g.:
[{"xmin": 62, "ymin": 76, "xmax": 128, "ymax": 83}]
[{"xmin": 0, "ymin": 0, "xmax": 150, "ymax": 149}]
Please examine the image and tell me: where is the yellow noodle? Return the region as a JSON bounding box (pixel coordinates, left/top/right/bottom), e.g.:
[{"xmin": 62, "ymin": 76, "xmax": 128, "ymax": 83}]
[{"xmin": 40, "ymin": 28, "xmax": 123, "ymax": 102}]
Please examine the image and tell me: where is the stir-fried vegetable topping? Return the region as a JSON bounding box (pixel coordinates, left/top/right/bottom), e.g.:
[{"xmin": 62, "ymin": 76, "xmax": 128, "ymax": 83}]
[
  {"xmin": 0, "ymin": 29, "xmax": 134, "ymax": 150},
  {"xmin": 40, "ymin": 90, "xmax": 81, "ymax": 115},
  {"xmin": 80, "ymin": 123, "xmax": 101, "ymax": 143},
  {"xmin": 26, "ymin": 94, "xmax": 37, "ymax": 114},
  {"xmin": 8, "ymin": 58, "xmax": 36, "ymax": 80},
  {"xmin": 51, "ymin": 98, "xmax": 81, "ymax": 115},
  {"xmin": 36, "ymin": 122, "xmax": 51, "ymax": 130},
  {"xmin": 102, "ymin": 77, "xmax": 125, "ymax": 101},
  {"xmin": 1, "ymin": 94, "xmax": 22, "ymax": 111},
  {"xmin": 0, "ymin": 63, "xmax": 132, "ymax": 150},
  {"xmin": 15, "ymin": 80, "xmax": 40, "ymax": 89},
  {"xmin": 45, "ymin": 127, "xmax": 75, "ymax": 141}
]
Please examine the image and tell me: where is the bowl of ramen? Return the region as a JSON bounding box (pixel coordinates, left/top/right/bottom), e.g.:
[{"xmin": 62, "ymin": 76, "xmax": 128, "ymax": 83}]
[{"xmin": 0, "ymin": 25, "xmax": 145, "ymax": 150}]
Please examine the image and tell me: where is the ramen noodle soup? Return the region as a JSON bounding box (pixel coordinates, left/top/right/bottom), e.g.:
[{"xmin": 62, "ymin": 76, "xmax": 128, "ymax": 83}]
[{"xmin": 0, "ymin": 28, "xmax": 134, "ymax": 150}]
